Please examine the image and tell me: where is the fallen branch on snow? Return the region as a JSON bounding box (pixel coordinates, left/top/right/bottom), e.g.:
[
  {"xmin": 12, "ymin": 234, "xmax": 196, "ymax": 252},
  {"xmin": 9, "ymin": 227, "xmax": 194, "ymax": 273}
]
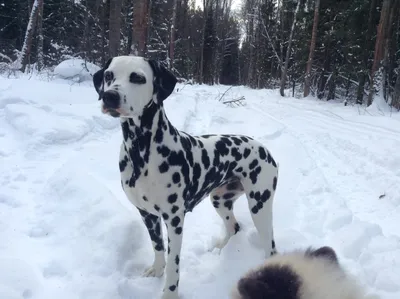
[{"xmin": 222, "ymin": 96, "xmax": 246, "ymax": 107}]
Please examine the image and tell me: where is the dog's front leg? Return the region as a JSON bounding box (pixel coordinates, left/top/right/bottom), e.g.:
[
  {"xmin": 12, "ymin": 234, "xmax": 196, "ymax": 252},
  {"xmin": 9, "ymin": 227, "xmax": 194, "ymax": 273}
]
[
  {"xmin": 137, "ymin": 208, "xmax": 166, "ymax": 277},
  {"xmin": 162, "ymin": 212, "xmax": 185, "ymax": 299}
]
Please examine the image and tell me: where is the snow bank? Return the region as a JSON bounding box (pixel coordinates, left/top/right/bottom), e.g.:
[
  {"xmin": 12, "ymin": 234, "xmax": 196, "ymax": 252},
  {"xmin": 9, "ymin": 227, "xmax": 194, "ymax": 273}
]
[
  {"xmin": 0, "ymin": 76, "xmax": 399, "ymax": 299},
  {"xmin": 53, "ymin": 58, "xmax": 100, "ymax": 82}
]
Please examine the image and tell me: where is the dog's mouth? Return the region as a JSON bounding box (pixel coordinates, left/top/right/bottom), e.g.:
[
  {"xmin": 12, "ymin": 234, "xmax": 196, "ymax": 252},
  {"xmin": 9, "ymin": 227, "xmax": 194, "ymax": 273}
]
[{"xmin": 102, "ymin": 105, "xmax": 123, "ymax": 118}]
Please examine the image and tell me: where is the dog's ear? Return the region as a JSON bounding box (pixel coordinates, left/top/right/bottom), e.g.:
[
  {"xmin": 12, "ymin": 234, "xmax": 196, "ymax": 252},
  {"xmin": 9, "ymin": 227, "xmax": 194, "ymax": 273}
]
[
  {"xmin": 93, "ymin": 58, "xmax": 113, "ymax": 95},
  {"xmin": 306, "ymin": 246, "xmax": 339, "ymax": 264},
  {"xmin": 147, "ymin": 59, "xmax": 177, "ymax": 102}
]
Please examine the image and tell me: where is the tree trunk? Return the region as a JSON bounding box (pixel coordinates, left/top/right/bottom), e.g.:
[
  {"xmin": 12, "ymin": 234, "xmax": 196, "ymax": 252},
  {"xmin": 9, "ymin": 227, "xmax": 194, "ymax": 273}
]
[
  {"xmin": 199, "ymin": 0, "xmax": 208, "ymax": 84},
  {"xmin": 303, "ymin": 0, "xmax": 320, "ymax": 97},
  {"xmin": 356, "ymin": 0, "xmax": 377, "ymax": 104},
  {"xmin": 367, "ymin": 0, "xmax": 392, "ymax": 106},
  {"xmin": 382, "ymin": 0, "xmax": 398, "ymax": 102},
  {"xmin": 18, "ymin": 0, "xmax": 40, "ymax": 72},
  {"xmin": 132, "ymin": 0, "xmax": 149, "ymax": 56},
  {"xmin": 279, "ymin": 0, "xmax": 300, "ymax": 97},
  {"xmin": 109, "ymin": 0, "xmax": 123, "ymax": 57},
  {"xmin": 169, "ymin": 0, "xmax": 179, "ymax": 69},
  {"xmin": 36, "ymin": 0, "xmax": 44, "ymax": 71},
  {"xmin": 393, "ymin": 65, "xmax": 400, "ymax": 110}
]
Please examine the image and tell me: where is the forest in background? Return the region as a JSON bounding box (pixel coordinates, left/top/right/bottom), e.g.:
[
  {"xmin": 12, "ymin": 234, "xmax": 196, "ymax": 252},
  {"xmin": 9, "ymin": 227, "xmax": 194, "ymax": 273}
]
[{"xmin": 1, "ymin": 0, "xmax": 400, "ymax": 108}]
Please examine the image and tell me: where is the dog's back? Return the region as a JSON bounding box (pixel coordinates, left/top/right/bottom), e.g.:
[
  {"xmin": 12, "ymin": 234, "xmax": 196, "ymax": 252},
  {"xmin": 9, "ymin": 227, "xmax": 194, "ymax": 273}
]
[{"xmin": 232, "ymin": 246, "xmax": 378, "ymax": 299}]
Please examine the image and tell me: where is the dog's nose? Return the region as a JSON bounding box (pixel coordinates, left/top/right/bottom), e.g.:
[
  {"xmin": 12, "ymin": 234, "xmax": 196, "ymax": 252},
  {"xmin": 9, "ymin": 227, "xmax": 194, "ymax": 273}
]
[{"xmin": 102, "ymin": 90, "xmax": 120, "ymax": 109}]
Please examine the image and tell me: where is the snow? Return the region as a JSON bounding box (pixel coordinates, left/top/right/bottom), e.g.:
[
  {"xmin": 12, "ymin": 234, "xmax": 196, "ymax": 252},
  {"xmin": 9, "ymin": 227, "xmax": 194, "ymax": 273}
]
[
  {"xmin": 1, "ymin": 72, "xmax": 400, "ymax": 299},
  {"xmin": 53, "ymin": 58, "xmax": 101, "ymax": 83}
]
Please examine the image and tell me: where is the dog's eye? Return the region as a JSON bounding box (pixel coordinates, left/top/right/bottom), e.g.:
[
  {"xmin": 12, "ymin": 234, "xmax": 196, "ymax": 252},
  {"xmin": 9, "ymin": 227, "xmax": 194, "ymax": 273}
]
[
  {"xmin": 130, "ymin": 72, "xmax": 146, "ymax": 84},
  {"xmin": 104, "ymin": 71, "xmax": 113, "ymax": 82}
]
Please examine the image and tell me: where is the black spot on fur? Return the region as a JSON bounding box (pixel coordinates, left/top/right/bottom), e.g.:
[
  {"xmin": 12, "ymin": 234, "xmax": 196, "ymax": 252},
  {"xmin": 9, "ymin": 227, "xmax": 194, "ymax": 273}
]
[
  {"xmin": 162, "ymin": 213, "xmax": 169, "ymax": 220},
  {"xmin": 154, "ymin": 112, "xmax": 165, "ymax": 143},
  {"xmin": 175, "ymin": 227, "xmax": 182, "ymax": 234},
  {"xmin": 119, "ymin": 156, "xmax": 128, "ymax": 172},
  {"xmin": 273, "ymin": 176, "xmax": 278, "ymax": 190},
  {"xmin": 224, "ymin": 200, "xmax": 233, "ymax": 210},
  {"xmin": 267, "ymin": 152, "xmax": 277, "ymax": 168},
  {"xmin": 143, "ymin": 196, "xmax": 148, "ymax": 201},
  {"xmin": 168, "ymin": 193, "xmax": 178, "ymax": 204},
  {"xmin": 175, "ymin": 255, "xmax": 180, "ymax": 265},
  {"xmin": 212, "ymin": 201, "xmax": 220, "ymax": 208},
  {"xmin": 201, "ymin": 149, "xmax": 210, "ymax": 169},
  {"xmin": 213, "ymin": 195, "xmax": 220, "ymax": 200},
  {"xmin": 261, "ymin": 190, "xmax": 271, "ymax": 202},
  {"xmin": 169, "ymin": 285, "xmax": 176, "ymax": 292},
  {"xmin": 249, "ymin": 166, "xmax": 262, "ymax": 184},
  {"xmin": 172, "ymin": 172, "xmax": 181, "ymax": 184},
  {"xmin": 249, "ymin": 159, "xmax": 259, "ymax": 170},
  {"xmin": 138, "ymin": 208, "xmax": 164, "ymax": 252},
  {"xmin": 170, "ymin": 206, "xmax": 179, "ymax": 214},
  {"xmin": 259, "ymin": 147, "xmax": 267, "ymax": 160},
  {"xmin": 157, "ymin": 145, "xmax": 171, "ymax": 157},
  {"xmin": 159, "ymin": 161, "xmax": 169, "ymax": 173},
  {"xmin": 171, "ymin": 216, "xmax": 181, "ymax": 227},
  {"xmin": 231, "ymin": 147, "xmax": 242, "ymax": 161},
  {"xmin": 221, "ymin": 137, "xmax": 233, "ymax": 146},
  {"xmin": 232, "ymin": 137, "xmax": 242, "ymax": 146},
  {"xmin": 223, "ymin": 192, "xmax": 236, "ymax": 199},
  {"xmin": 215, "ymin": 140, "xmax": 229, "ymax": 156},
  {"xmin": 154, "ymin": 205, "xmax": 160, "ymax": 212},
  {"xmin": 226, "ymin": 181, "xmax": 240, "ymax": 191},
  {"xmin": 243, "ymin": 148, "xmax": 251, "ymax": 158}
]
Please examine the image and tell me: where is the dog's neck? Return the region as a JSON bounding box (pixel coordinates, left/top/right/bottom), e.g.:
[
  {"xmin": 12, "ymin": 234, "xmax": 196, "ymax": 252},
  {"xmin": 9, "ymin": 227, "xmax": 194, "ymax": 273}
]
[{"xmin": 120, "ymin": 99, "xmax": 179, "ymax": 181}]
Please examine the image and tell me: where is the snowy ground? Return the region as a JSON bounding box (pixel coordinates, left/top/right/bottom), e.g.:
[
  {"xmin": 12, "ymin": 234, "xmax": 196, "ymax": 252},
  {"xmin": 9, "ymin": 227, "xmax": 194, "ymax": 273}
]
[{"xmin": 1, "ymin": 74, "xmax": 400, "ymax": 299}]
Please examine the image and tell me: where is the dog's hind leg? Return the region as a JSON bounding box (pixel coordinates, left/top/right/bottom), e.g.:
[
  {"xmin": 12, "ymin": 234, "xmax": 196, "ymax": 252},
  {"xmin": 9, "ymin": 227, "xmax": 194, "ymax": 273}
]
[
  {"xmin": 242, "ymin": 171, "xmax": 278, "ymax": 257},
  {"xmin": 137, "ymin": 208, "xmax": 166, "ymax": 277},
  {"xmin": 210, "ymin": 180, "xmax": 245, "ymax": 251}
]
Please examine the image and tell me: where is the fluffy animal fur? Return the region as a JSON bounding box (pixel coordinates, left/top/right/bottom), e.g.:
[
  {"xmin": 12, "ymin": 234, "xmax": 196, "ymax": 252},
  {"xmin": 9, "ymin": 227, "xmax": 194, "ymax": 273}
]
[
  {"xmin": 232, "ymin": 246, "xmax": 380, "ymax": 299},
  {"xmin": 92, "ymin": 55, "xmax": 279, "ymax": 299}
]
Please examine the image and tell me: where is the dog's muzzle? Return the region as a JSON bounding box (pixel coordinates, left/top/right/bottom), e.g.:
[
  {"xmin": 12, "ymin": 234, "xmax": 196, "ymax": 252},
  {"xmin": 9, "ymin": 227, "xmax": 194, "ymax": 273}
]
[{"xmin": 102, "ymin": 90, "xmax": 121, "ymax": 117}]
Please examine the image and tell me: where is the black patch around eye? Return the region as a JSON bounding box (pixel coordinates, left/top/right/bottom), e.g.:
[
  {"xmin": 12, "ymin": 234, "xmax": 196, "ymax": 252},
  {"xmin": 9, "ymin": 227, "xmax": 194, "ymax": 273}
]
[
  {"xmin": 104, "ymin": 71, "xmax": 113, "ymax": 82},
  {"xmin": 130, "ymin": 72, "xmax": 146, "ymax": 84}
]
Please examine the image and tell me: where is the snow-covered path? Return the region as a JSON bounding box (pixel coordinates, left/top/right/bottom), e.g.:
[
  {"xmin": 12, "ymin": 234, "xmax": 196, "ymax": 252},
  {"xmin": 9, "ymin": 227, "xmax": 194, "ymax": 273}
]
[{"xmin": 1, "ymin": 77, "xmax": 400, "ymax": 299}]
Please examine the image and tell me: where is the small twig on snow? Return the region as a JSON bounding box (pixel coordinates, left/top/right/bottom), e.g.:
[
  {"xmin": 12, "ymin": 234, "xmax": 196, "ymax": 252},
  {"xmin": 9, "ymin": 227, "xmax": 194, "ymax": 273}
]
[{"xmin": 217, "ymin": 86, "xmax": 234, "ymax": 102}]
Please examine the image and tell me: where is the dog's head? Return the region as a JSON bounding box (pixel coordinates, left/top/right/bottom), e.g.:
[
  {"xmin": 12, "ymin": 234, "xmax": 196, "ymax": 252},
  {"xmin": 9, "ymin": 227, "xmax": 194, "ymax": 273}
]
[{"xmin": 93, "ymin": 56, "xmax": 177, "ymax": 118}]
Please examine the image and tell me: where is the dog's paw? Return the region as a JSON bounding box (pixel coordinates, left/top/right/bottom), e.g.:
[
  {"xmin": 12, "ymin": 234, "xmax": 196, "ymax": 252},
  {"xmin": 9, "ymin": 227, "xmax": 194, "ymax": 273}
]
[
  {"xmin": 142, "ymin": 264, "xmax": 165, "ymax": 278},
  {"xmin": 209, "ymin": 235, "xmax": 231, "ymax": 253},
  {"xmin": 161, "ymin": 289, "xmax": 180, "ymax": 299}
]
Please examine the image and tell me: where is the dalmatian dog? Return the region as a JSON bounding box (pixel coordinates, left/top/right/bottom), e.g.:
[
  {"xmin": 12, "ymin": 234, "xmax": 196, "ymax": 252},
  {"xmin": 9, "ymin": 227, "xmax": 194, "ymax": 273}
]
[{"xmin": 92, "ymin": 55, "xmax": 279, "ymax": 299}]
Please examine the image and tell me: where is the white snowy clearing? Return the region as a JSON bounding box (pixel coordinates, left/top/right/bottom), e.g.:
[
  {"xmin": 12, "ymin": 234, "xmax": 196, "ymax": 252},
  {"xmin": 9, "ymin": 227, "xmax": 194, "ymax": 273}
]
[{"xmin": 1, "ymin": 73, "xmax": 400, "ymax": 299}]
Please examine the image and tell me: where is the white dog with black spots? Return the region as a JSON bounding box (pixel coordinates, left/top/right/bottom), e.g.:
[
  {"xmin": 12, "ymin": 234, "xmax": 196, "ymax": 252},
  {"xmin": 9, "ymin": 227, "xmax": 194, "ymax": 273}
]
[{"xmin": 92, "ymin": 55, "xmax": 279, "ymax": 299}]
